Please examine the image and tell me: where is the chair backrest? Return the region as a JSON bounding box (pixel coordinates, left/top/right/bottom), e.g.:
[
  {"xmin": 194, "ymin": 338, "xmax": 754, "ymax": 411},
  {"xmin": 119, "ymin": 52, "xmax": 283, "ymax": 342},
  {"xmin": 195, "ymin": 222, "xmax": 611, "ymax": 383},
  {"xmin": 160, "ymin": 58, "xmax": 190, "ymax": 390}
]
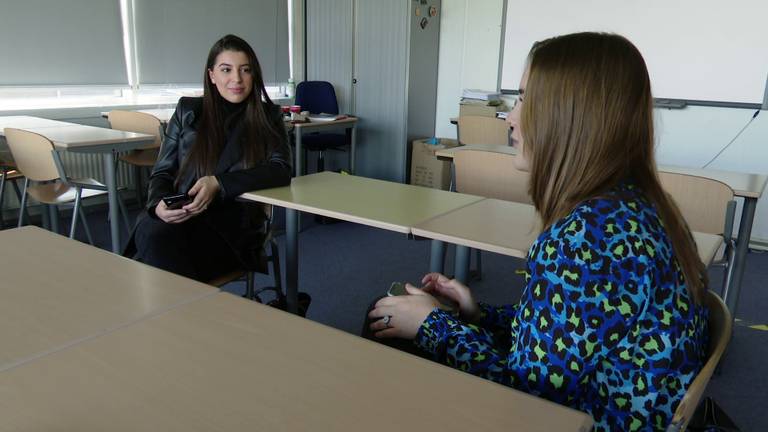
[
  {"xmin": 294, "ymin": 81, "xmax": 339, "ymax": 114},
  {"xmin": 107, "ymin": 110, "xmax": 163, "ymax": 150},
  {"xmin": 667, "ymin": 290, "xmax": 732, "ymax": 431},
  {"xmin": 457, "ymin": 116, "xmax": 509, "ymax": 146},
  {"xmin": 658, "ymin": 171, "xmax": 735, "ymax": 235},
  {"xmin": 454, "ymin": 149, "xmax": 532, "ymax": 204},
  {"xmin": 3, "ymin": 128, "xmax": 60, "ymax": 182}
]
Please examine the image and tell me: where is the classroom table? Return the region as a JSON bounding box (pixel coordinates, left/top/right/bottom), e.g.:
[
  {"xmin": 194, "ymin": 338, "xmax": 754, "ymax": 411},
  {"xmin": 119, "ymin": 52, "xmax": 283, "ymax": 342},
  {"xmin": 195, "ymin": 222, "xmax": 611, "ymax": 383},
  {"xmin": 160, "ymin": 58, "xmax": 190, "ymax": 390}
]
[
  {"xmin": 0, "ymin": 227, "xmax": 593, "ymax": 430},
  {"xmin": 101, "ymin": 110, "xmax": 360, "ymax": 176},
  {"xmin": 292, "ymin": 116, "xmax": 358, "ymax": 175},
  {"xmin": 0, "ymin": 291, "xmax": 593, "ymax": 431},
  {"xmin": 0, "ymin": 116, "xmax": 155, "ymax": 253},
  {"xmin": 434, "ymin": 144, "xmax": 768, "ymax": 317},
  {"xmin": 412, "ymin": 198, "xmax": 728, "ymax": 283},
  {"xmin": 241, "ymin": 171, "xmax": 484, "ymax": 313},
  {"xmin": 0, "ymin": 226, "xmax": 217, "ymax": 372},
  {"xmin": 658, "ymin": 165, "xmax": 768, "ymax": 316}
]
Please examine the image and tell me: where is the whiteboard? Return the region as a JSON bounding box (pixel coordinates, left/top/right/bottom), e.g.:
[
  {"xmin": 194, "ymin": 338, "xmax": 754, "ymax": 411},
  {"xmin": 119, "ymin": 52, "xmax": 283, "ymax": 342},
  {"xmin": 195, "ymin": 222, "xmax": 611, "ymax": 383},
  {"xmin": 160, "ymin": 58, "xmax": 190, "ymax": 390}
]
[{"xmin": 500, "ymin": 0, "xmax": 768, "ymax": 105}]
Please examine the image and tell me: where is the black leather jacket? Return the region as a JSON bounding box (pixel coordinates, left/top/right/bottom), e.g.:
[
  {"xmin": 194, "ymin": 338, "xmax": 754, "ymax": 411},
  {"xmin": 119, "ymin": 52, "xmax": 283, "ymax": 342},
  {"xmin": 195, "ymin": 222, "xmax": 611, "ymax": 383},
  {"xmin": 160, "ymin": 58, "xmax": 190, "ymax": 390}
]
[{"xmin": 125, "ymin": 96, "xmax": 292, "ymax": 270}]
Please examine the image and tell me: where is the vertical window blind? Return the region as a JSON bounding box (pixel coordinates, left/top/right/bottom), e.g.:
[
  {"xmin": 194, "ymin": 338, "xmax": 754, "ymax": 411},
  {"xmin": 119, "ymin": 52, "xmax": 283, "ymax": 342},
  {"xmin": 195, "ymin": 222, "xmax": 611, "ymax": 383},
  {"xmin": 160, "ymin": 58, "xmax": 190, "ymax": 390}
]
[
  {"xmin": 0, "ymin": 0, "xmax": 127, "ymax": 85},
  {"xmin": 133, "ymin": 0, "xmax": 290, "ymax": 86}
]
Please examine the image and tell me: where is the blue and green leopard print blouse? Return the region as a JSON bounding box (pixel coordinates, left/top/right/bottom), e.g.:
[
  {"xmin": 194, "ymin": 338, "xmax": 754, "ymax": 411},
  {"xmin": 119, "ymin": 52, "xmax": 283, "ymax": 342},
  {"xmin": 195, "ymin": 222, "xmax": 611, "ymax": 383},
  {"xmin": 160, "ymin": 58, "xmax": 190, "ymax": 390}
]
[{"xmin": 415, "ymin": 182, "xmax": 708, "ymax": 431}]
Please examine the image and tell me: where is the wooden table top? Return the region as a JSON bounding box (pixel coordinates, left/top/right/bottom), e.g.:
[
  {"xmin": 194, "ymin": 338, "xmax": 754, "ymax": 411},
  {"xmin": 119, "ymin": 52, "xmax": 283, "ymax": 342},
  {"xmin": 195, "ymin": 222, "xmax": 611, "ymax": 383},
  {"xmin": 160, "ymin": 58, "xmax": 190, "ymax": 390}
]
[
  {"xmin": 0, "ymin": 115, "xmax": 75, "ymax": 130},
  {"xmin": 0, "ymin": 292, "xmax": 593, "ymax": 431},
  {"xmin": 413, "ymin": 198, "xmax": 538, "ymax": 258},
  {"xmin": 0, "ymin": 116, "xmax": 155, "ymax": 152},
  {"xmin": 241, "ymin": 172, "xmax": 484, "ymax": 234},
  {"xmin": 433, "ymin": 144, "xmax": 766, "ymax": 199},
  {"xmin": 413, "ymin": 198, "xmax": 724, "ymax": 265},
  {"xmin": 0, "ymin": 227, "xmax": 217, "ymax": 371}
]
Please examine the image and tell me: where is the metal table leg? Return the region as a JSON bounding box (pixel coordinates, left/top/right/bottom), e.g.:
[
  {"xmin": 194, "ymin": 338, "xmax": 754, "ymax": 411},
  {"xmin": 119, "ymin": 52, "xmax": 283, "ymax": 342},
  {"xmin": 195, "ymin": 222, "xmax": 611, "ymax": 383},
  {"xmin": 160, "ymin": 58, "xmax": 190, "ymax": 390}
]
[
  {"xmin": 724, "ymin": 197, "xmax": 757, "ymax": 318},
  {"xmin": 429, "ymin": 240, "xmax": 446, "ymax": 274},
  {"xmin": 349, "ymin": 126, "xmax": 357, "ymax": 174},
  {"xmin": 285, "ymin": 208, "xmax": 299, "ymax": 314},
  {"xmin": 104, "ymin": 152, "xmax": 121, "ymax": 253},
  {"xmin": 454, "ymin": 245, "xmax": 471, "ymax": 283},
  {"xmin": 295, "ymin": 128, "xmax": 303, "ymax": 176}
]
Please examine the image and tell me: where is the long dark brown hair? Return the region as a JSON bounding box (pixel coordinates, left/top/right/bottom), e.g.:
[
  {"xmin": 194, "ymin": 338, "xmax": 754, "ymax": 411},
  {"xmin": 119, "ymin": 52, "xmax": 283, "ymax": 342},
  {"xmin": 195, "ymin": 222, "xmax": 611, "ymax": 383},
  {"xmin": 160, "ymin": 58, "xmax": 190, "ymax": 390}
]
[
  {"xmin": 179, "ymin": 34, "xmax": 283, "ymax": 181},
  {"xmin": 521, "ymin": 32, "xmax": 707, "ymax": 303}
]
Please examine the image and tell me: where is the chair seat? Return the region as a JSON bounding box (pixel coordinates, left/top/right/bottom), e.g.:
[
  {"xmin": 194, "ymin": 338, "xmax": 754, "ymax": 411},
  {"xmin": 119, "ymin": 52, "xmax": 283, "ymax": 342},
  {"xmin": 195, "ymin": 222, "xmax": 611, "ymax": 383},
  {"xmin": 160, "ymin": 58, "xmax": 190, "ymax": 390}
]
[
  {"xmin": 692, "ymin": 232, "xmax": 724, "ymax": 266},
  {"xmin": 120, "ymin": 149, "xmax": 159, "ymax": 167},
  {"xmin": 26, "ymin": 180, "xmax": 108, "ymax": 205}
]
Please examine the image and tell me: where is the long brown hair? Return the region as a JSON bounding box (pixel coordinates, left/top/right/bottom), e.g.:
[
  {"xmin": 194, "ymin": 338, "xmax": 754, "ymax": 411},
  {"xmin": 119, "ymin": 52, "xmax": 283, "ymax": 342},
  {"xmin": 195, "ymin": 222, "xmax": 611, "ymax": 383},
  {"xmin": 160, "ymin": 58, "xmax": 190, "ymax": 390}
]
[
  {"xmin": 179, "ymin": 34, "xmax": 283, "ymax": 181},
  {"xmin": 521, "ymin": 32, "xmax": 706, "ymax": 302}
]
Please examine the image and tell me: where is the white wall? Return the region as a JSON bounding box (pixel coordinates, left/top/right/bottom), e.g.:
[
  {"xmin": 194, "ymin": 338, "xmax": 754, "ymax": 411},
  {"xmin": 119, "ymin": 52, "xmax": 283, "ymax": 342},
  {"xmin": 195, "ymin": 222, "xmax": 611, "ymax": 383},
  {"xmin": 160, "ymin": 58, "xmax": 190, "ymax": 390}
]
[
  {"xmin": 433, "ymin": 0, "xmax": 504, "ymax": 139},
  {"xmin": 435, "ymin": 2, "xmax": 768, "ymax": 243},
  {"xmin": 656, "ymin": 107, "xmax": 768, "ymax": 242}
]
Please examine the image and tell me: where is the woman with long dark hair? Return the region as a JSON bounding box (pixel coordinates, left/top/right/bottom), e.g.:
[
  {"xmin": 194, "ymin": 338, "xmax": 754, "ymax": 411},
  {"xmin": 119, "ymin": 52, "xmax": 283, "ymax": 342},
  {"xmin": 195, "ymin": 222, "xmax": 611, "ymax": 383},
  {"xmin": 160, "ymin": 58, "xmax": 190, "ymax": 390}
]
[
  {"xmin": 125, "ymin": 34, "xmax": 291, "ymax": 282},
  {"xmin": 367, "ymin": 33, "xmax": 708, "ymax": 431}
]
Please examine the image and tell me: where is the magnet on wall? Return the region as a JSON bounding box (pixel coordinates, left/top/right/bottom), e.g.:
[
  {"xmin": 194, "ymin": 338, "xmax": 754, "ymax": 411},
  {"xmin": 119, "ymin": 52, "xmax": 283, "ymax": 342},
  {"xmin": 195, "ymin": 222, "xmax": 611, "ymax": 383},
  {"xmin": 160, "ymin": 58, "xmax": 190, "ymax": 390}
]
[
  {"xmin": 420, "ymin": 17, "xmax": 428, "ymax": 29},
  {"xmin": 429, "ymin": 6, "xmax": 437, "ymax": 17},
  {"xmin": 415, "ymin": 7, "xmax": 420, "ymax": 16}
]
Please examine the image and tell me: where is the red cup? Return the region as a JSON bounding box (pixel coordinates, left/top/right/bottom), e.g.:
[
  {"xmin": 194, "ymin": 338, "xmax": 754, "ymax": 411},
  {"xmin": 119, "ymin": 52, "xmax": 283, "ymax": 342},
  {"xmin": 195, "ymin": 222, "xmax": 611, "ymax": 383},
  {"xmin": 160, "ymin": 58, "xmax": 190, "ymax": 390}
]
[
  {"xmin": 290, "ymin": 105, "xmax": 301, "ymax": 113},
  {"xmin": 281, "ymin": 106, "xmax": 290, "ymax": 114}
]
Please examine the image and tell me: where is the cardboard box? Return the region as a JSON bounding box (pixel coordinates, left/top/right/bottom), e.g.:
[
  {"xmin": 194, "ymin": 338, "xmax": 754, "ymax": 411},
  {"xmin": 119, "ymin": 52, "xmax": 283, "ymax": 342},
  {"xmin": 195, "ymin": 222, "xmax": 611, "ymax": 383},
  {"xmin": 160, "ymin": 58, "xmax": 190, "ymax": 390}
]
[{"xmin": 410, "ymin": 138, "xmax": 459, "ymax": 190}]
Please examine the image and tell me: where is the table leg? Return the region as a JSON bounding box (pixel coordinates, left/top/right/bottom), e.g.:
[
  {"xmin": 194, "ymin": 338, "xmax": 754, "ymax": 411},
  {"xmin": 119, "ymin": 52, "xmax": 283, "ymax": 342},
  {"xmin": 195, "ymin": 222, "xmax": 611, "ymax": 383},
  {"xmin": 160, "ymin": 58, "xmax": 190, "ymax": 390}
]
[
  {"xmin": 454, "ymin": 245, "xmax": 471, "ymax": 284},
  {"xmin": 724, "ymin": 197, "xmax": 757, "ymax": 318},
  {"xmin": 286, "ymin": 208, "xmax": 299, "ymax": 314},
  {"xmin": 48, "ymin": 204, "xmax": 60, "ymax": 234},
  {"xmin": 104, "ymin": 152, "xmax": 121, "ymax": 253},
  {"xmin": 295, "ymin": 128, "xmax": 303, "ymax": 176},
  {"xmin": 429, "ymin": 240, "xmax": 446, "ymax": 274},
  {"xmin": 349, "ymin": 126, "xmax": 357, "ymax": 174}
]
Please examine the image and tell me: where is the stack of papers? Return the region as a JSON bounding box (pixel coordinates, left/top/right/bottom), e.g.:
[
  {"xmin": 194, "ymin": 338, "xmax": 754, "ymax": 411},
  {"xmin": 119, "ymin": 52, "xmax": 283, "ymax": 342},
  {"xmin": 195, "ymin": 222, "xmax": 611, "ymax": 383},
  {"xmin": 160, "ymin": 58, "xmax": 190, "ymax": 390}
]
[
  {"xmin": 307, "ymin": 113, "xmax": 345, "ymax": 122},
  {"xmin": 461, "ymin": 89, "xmax": 501, "ymax": 101}
]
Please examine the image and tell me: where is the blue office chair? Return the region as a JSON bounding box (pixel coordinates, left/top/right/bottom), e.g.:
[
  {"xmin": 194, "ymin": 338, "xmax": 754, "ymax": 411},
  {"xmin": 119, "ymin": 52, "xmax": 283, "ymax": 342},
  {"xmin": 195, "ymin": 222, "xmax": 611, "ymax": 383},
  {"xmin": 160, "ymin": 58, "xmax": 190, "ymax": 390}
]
[{"xmin": 294, "ymin": 81, "xmax": 349, "ymax": 173}]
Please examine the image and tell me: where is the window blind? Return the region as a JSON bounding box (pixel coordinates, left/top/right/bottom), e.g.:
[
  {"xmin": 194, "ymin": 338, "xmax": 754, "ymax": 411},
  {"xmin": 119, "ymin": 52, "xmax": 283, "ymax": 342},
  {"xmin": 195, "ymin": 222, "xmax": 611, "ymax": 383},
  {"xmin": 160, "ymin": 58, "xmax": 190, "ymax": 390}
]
[
  {"xmin": 133, "ymin": 0, "xmax": 290, "ymax": 86},
  {"xmin": 0, "ymin": 0, "xmax": 127, "ymax": 86}
]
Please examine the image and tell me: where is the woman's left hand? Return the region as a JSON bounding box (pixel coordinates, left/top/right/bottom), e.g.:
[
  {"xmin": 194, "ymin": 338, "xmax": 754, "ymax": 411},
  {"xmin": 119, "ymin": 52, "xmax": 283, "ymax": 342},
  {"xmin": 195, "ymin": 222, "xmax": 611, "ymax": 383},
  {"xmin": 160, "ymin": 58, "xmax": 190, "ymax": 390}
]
[
  {"xmin": 368, "ymin": 284, "xmax": 443, "ymax": 339},
  {"xmin": 183, "ymin": 176, "xmax": 220, "ymax": 215}
]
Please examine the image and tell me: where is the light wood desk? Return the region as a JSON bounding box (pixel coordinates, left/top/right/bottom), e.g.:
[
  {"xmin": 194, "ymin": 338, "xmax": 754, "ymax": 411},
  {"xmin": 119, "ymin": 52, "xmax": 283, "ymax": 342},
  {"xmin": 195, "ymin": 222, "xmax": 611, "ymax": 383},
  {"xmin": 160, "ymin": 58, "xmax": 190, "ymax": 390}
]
[
  {"xmin": 101, "ymin": 110, "xmax": 359, "ymax": 176},
  {"xmin": 290, "ymin": 116, "xmax": 359, "ymax": 175},
  {"xmin": 0, "ymin": 117, "xmax": 155, "ymax": 253},
  {"xmin": 434, "ymin": 144, "xmax": 767, "ymax": 317},
  {"xmin": 0, "ymin": 226, "xmax": 217, "ymax": 371},
  {"xmin": 241, "ymin": 171, "xmax": 484, "ymax": 312},
  {"xmin": 0, "ymin": 291, "xmax": 592, "ymax": 431},
  {"xmin": 0, "ymin": 115, "xmax": 76, "ymax": 130},
  {"xmin": 413, "ymin": 198, "xmax": 726, "ymax": 283}
]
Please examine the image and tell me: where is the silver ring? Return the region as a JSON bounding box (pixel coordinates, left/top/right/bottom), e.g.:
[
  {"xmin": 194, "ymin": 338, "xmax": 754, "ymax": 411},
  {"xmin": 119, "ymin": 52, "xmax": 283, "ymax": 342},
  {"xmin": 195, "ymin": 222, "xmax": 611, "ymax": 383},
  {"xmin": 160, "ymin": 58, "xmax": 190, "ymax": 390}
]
[{"xmin": 381, "ymin": 315, "xmax": 391, "ymax": 327}]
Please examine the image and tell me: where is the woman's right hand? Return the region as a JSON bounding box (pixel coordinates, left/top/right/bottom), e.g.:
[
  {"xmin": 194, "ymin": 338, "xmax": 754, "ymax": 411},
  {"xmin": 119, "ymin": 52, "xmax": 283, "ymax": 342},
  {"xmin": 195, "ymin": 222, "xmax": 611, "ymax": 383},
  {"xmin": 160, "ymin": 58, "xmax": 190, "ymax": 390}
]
[
  {"xmin": 420, "ymin": 272, "xmax": 480, "ymax": 323},
  {"xmin": 155, "ymin": 200, "xmax": 193, "ymax": 224}
]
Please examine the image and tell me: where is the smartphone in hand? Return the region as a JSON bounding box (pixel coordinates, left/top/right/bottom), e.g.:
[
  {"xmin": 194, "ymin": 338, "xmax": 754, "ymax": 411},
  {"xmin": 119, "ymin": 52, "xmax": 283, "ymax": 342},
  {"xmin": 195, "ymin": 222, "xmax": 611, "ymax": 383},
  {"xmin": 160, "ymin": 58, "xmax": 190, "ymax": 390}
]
[
  {"xmin": 162, "ymin": 193, "xmax": 191, "ymax": 210},
  {"xmin": 387, "ymin": 281, "xmax": 407, "ymax": 296}
]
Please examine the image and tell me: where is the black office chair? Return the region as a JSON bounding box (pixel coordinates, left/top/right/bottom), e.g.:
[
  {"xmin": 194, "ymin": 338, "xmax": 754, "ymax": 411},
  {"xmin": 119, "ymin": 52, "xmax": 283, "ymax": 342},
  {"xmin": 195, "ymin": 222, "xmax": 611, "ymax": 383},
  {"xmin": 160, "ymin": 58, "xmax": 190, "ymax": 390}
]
[{"xmin": 293, "ymin": 81, "xmax": 349, "ymax": 173}]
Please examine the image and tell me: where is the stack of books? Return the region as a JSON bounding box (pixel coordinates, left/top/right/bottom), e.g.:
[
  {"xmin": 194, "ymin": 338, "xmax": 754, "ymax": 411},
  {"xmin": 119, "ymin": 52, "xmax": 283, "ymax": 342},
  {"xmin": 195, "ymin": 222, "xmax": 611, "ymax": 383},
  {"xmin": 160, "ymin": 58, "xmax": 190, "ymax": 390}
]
[
  {"xmin": 307, "ymin": 113, "xmax": 347, "ymax": 122},
  {"xmin": 461, "ymin": 89, "xmax": 502, "ymax": 101},
  {"xmin": 460, "ymin": 89, "xmax": 506, "ymax": 117}
]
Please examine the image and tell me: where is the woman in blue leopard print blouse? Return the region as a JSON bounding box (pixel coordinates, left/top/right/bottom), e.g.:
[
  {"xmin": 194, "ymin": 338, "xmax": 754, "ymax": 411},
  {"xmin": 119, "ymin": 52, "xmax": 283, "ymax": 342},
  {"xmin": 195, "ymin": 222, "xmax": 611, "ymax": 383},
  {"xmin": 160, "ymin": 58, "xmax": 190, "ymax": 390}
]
[{"xmin": 368, "ymin": 32, "xmax": 708, "ymax": 431}]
